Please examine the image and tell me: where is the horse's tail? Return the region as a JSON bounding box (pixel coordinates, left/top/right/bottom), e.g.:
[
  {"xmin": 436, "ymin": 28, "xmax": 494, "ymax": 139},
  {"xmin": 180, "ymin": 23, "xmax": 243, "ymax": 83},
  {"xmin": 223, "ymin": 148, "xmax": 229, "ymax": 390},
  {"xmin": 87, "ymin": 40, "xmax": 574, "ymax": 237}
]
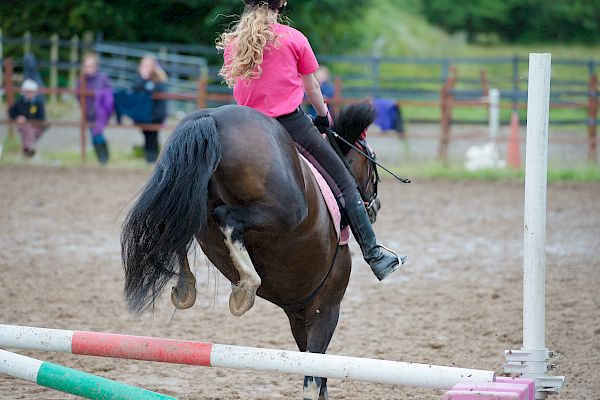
[{"xmin": 121, "ymin": 111, "xmax": 221, "ymax": 313}]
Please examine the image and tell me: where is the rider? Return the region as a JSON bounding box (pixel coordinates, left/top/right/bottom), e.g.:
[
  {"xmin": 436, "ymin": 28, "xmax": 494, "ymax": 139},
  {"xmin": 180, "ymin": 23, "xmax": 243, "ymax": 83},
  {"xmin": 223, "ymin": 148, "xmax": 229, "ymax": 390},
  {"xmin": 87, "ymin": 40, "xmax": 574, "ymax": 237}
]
[{"xmin": 217, "ymin": 0, "xmax": 406, "ymax": 280}]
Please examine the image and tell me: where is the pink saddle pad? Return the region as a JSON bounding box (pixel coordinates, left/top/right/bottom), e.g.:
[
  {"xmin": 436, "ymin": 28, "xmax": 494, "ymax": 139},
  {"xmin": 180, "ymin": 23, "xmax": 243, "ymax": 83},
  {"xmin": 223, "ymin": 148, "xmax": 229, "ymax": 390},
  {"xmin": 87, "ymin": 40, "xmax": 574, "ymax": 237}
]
[{"xmin": 299, "ymin": 154, "xmax": 351, "ymax": 245}]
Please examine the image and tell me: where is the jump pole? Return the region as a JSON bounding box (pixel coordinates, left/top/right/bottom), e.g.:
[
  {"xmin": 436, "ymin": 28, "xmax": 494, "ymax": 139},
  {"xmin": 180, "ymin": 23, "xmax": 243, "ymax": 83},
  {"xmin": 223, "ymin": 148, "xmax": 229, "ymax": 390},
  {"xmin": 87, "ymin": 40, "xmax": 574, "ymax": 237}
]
[
  {"xmin": 0, "ymin": 348, "xmax": 176, "ymax": 400},
  {"xmin": 0, "ymin": 324, "xmax": 495, "ymax": 391},
  {"xmin": 504, "ymin": 53, "xmax": 565, "ymax": 398}
]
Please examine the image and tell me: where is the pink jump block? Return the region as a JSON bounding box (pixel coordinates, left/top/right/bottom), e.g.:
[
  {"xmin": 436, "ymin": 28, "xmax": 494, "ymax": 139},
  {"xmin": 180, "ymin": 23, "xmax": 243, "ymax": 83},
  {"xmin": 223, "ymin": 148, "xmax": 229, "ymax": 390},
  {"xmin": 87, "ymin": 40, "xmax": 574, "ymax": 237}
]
[
  {"xmin": 495, "ymin": 377, "xmax": 535, "ymax": 400},
  {"xmin": 443, "ymin": 390, "xmax": 519, "ymax": 399},
  {"xmin": 443, "ymin": 378, "xmax": 535, "ymax": 400}
]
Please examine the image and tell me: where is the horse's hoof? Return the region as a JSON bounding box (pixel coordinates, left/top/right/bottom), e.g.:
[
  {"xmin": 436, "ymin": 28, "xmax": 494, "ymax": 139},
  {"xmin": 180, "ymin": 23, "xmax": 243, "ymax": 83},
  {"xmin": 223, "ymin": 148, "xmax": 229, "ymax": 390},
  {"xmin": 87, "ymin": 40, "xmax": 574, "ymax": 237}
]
[
  {"xmin": 303, "ymin": 376, "xmax": 320, "ymax": 400},
  {"xmin": 229, "ymin": 285, "xmax": 255, "ymax": 317},
  {"xmin": 170, "ymin": 283, "xmax": 197, "ymax": 310}
]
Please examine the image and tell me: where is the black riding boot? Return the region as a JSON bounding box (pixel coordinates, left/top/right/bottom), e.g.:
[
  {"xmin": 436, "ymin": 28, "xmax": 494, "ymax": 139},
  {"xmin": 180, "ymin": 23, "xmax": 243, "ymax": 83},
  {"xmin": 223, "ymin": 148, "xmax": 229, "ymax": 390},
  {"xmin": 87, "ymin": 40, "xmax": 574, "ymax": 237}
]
[
  {"xmin": 345, "ymin": 194, "xmax": 407, "ymax": 280},
  {"xmin": 93, "ymin": 142, "xmax": 109, "ymax": 165}
]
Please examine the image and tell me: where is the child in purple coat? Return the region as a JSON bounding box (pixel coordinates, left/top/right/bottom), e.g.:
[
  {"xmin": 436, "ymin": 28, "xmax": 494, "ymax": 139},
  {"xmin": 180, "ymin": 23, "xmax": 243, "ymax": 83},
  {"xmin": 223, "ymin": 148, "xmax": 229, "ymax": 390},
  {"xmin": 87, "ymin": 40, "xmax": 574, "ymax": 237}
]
[{"xmin": 78, "ymin": 53, "xmax": 114, "ymax": 164}]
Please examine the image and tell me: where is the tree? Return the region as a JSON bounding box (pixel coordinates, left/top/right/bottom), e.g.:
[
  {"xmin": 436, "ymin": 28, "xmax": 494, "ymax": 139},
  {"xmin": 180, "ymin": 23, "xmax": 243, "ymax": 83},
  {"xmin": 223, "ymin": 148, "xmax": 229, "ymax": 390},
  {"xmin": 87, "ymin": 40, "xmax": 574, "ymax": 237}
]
[
  {"xmin": 0, "ymin": 0, "xmax": 371, "ymax": 54},
  {"xmin": 420, "ymin": 0, "xmax": 600, "ymax": 43}
]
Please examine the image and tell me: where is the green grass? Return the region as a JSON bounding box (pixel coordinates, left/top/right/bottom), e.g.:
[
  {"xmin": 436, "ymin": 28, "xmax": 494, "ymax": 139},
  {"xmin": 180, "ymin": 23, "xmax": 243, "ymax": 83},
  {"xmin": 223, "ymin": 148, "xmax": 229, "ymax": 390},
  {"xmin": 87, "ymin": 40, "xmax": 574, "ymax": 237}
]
[
  {"xmin": 360, "ymin": 1, "xmax": 600, "ymax": 60},
  {"xmin": 3, "ymin": 135, "xmax": 598, "ymax": 182},
  {"xmin": 0, "ymin": 135, "xmax": 152, "ymax": 169},
  {"xmin": 385, "ymin": 162, "xmax": 600, "ymax": 182}
]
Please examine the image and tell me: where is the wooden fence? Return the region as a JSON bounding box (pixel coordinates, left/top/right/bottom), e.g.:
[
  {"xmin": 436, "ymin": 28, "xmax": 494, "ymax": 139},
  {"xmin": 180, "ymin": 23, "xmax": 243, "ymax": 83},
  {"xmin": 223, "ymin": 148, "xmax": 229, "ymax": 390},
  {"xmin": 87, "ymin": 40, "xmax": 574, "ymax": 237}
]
[{"xmin": 1, "ymin": 31, "xmax": 598, "ymax": 163}]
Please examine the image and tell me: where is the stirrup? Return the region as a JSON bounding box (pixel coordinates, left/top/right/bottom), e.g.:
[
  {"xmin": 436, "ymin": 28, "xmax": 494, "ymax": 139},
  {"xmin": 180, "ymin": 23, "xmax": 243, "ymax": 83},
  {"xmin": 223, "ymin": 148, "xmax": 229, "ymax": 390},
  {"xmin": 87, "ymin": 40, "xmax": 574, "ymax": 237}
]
[{"xmin": 377, "ymin": 244, "xmax": 407, "ymax": 267}]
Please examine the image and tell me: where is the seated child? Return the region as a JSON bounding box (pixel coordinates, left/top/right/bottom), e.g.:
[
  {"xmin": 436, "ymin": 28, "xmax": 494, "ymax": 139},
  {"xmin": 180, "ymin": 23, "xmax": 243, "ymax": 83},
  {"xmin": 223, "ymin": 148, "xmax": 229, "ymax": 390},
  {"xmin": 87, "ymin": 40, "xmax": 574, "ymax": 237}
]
[{"xmin": 9, "ymin": 79, "xmax": 46, "ymax": 157}]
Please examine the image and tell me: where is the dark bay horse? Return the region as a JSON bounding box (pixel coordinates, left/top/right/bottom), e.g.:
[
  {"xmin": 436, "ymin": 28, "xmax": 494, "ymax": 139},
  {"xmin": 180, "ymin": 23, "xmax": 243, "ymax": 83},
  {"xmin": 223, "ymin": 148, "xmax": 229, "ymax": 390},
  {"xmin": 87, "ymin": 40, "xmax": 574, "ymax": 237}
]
[{"xmin": 121, "ymin": 102, "xmax": 379, "ymax": 400}]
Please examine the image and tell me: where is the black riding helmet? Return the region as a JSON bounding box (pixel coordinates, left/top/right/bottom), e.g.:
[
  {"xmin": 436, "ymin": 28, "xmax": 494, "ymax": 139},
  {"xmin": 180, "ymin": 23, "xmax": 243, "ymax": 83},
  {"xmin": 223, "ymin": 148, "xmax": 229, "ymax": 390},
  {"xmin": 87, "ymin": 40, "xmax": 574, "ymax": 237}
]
[{"xmin": 243, "ymin": 0, "xmax": 286, "ymax": 11}]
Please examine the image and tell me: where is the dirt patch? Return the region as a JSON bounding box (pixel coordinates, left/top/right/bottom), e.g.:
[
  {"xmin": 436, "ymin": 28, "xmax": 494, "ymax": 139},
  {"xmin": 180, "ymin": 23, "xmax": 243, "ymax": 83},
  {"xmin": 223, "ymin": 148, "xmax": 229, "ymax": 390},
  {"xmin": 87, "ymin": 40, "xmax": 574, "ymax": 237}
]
[{"xmin": 0, "ymin": 165, "xmax": 598, "ymax": 399}]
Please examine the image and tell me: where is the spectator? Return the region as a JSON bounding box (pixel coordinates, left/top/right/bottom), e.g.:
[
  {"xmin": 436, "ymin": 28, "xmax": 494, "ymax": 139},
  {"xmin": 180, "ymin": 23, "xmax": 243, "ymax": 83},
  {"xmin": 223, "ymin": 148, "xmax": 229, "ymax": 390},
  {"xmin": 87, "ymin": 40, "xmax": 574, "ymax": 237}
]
[
  {"xmin": 9, "ymin": 79, "xmax": 47, "ymax": 157},
  {"xmin": 132, "ymin": 55, "xmax": 168, "ymax": 163},
  {"xmin": 23, "ymin": 53, "xmax": 46, "ymax": 103},
  {"xmin": 78, "ymin": 53, "xmax": 113, "ymax": 164},
  {"xmin": 306, "ymin": 66, "xmax": 335, "ymax": 117}
]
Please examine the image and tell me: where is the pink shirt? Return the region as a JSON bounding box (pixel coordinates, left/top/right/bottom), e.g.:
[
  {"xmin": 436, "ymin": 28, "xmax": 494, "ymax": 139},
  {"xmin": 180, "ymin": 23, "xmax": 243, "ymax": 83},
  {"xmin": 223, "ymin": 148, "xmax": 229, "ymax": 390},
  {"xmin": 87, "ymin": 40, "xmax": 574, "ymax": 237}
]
[{"xmin": 224, "ymin": 23, "xmax": 319, "ymax": 117}]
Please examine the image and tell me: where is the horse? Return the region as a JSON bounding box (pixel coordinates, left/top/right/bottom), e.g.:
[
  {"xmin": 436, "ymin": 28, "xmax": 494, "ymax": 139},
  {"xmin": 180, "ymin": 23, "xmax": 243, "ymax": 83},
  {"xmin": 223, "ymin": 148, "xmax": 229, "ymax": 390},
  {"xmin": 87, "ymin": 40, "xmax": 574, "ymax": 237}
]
[{"xmin": 121, "ymin": 102, "xmax": 381, "ymax": 400}]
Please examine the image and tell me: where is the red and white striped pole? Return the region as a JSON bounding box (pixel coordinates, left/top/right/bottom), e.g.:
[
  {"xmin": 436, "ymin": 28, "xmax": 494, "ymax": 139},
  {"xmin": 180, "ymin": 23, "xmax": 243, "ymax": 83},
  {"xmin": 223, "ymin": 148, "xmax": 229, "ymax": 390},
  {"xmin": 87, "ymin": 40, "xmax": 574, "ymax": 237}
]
[{"xmin": 0, "ymin": 324, "xmax": 494, "ymax": 390}]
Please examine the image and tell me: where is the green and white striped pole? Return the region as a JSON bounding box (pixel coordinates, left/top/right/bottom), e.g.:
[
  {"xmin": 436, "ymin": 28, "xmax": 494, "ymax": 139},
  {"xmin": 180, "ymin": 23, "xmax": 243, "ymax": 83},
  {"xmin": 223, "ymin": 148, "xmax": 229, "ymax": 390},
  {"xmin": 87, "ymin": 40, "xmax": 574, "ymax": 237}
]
[{"xmin": 0, "ymin": 349, "xmax": 176, "ymax": 400}]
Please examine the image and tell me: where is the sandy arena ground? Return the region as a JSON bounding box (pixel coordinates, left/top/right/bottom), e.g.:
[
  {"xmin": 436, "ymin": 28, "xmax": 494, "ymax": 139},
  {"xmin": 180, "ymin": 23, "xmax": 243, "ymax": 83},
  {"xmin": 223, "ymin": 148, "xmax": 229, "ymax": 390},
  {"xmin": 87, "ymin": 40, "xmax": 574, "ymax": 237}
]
[{"xmin": 0, "ymin": 165, "xmax": 598, "ymax": 399}]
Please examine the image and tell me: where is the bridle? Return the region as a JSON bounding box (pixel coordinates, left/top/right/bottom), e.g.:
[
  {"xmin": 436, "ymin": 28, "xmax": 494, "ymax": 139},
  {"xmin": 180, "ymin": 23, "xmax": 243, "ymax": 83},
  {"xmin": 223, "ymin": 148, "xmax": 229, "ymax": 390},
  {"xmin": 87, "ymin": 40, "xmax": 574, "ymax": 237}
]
[
  {"xmin": 323, "ymin": 128, "xmax": 382, "ymax": 223},
  {"xmin": 354, "ymin": 138, "xmax": 381, "ymax": 223}
]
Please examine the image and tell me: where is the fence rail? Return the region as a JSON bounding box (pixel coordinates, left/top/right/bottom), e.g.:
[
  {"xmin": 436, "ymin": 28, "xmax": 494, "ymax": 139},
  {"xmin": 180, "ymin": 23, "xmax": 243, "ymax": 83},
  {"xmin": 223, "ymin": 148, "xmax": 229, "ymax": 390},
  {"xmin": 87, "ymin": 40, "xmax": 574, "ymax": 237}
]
[{"xmin": 1, "ymin": 32, "xmax": 598, "ymax": 163}]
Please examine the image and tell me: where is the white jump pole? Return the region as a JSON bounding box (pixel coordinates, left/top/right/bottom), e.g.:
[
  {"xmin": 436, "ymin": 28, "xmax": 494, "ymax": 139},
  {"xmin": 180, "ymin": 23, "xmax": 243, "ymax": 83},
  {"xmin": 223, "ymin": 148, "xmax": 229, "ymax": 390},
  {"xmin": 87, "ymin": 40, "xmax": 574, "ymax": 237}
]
[
  {"xmin": 504, "ymin": 53, "xmax": 564, "ymax": 399},
  {"xmin": 0, "ymin": 324, "xmax": 495, "ymax": 391}
]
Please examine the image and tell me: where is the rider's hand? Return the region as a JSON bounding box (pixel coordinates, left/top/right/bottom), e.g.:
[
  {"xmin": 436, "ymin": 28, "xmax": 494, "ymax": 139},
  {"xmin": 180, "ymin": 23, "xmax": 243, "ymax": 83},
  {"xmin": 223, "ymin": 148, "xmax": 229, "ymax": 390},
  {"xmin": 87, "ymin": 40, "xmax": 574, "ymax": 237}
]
[{"xmin": 313, "ymin": 113, "xmax": 330, "ymax": 133}]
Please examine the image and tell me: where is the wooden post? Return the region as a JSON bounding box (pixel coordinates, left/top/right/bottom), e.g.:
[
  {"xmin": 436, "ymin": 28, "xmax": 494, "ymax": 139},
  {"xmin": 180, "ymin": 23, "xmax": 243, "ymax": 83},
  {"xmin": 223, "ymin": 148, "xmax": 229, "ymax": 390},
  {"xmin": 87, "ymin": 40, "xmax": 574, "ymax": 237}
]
[
  {"xmin": 438, "ymin": 66, "xmax": 456, "ymax": 162},
  {"xmin": 78, "ymin": 73, "xmax": 87, "ymax": 162},
  {"xmin": 68, "ymin": 35, "xmax": 80, "ymax": 92},
  {"xmin": 481, "ymin": 69, "xmax": 490, "ymax": 121},
  {"xmin": 4, "ymin": 58, "xmax": 15, "ymax": 138},
  {"xmin": 196, "ymin": 77, "xmax": 207, "ymax": 109},
  {"xmin": 49, "ymin": 33, "xmax": 59, "ymax": 104},
  {"xmin": 23, "ymin": 31, "xmax": 31, "ymax": 55},
  {"xmin": 82, "ymin": 31, "xmax": 94, "ymax": 53},
  {"xmin": 588, "ymin": 74, "xmax": 598, "ymax": 163},
  {"xmin": 0, "ymin": 28, "xmax": 4, "ymax": 89},
  {"xmin": 333, "ymin": 76, "xmax": 342, "ymax": 110},
  {"xmin": 512, "ymin": 55, "xmax": 520, "ymax": 112},
  {"xmin": 480, "ymin": 69, "xmax": 489, "ymax": 96}
]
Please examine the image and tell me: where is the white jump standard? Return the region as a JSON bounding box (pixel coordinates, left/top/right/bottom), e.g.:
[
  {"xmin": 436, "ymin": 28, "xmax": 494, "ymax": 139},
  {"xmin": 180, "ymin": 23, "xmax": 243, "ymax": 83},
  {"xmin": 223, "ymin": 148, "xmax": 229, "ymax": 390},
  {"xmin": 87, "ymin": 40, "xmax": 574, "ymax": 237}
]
[{"xmin": 504, "ymin": 53, "xmax": 565, "ymax": 399}]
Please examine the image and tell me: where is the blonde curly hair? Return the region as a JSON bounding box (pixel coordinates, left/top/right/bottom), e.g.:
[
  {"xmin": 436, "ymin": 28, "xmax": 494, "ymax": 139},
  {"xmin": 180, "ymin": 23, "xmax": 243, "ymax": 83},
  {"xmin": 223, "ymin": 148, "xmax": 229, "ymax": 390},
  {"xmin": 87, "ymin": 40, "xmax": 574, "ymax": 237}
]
[{"xmin": 217, "ymin": 5, "xmax": 281, "ymax": 87}]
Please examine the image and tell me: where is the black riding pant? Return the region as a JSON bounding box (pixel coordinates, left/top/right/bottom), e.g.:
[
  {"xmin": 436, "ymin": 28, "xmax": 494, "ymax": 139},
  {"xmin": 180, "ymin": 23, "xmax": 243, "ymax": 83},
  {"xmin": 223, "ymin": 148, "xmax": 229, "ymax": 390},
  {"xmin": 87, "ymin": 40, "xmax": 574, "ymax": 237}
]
[{"xmin": 277, "ymin": 108, "xmax": 358, "ymax": 209}]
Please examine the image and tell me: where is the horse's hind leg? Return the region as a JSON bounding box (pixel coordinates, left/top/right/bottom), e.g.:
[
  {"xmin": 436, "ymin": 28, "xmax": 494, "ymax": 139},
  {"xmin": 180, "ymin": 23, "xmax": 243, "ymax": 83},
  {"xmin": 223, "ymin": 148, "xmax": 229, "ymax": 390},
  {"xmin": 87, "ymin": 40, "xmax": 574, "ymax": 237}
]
[
  {"xmin": 214, "ymin": 206, "xmax": 261, "ymax": 317},
  {"xmin": 170, "ymin": 249, "xmax": 197, "ymax": 309},
  {"xmin": 287, "ymin": 304, "xmax": 341, "ymax": 400}
]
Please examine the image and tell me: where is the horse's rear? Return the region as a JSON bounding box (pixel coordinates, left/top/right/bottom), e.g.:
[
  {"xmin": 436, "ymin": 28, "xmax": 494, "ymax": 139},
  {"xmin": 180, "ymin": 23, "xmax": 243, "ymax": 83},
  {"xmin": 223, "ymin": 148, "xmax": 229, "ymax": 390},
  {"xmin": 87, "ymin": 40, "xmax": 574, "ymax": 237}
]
[{"xmin": 121, "ymin": 104, "xmax": 351, "ymax": 399}]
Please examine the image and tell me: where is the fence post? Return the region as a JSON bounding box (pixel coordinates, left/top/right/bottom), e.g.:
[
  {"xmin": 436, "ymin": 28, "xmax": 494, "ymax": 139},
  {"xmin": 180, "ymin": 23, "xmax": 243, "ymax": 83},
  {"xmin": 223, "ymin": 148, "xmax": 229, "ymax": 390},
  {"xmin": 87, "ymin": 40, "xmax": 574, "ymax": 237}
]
[
  {"xmin": 196, "ymin": 77, "xmax": 207, "ymax": 109},
  {"xmin": 512, "ymin": 55, "xmax": 520, "ymax": 111},
  {"xmin": 23, "ymin": 31, "xmax": 31, "ymax": 55},
  {"xmin": 438, "ymin": 66, "xmax": 456, "ymax": 163},
  {"xmin": 371, "ymin": 56, "xmax": 381, "ymax": 98},
  {"xmin": 488, "ymin": 88, "xmax": 500, "ymax": 144},
  {"xmin": 0, "ymin": 27, "xmax": 4, "ymax": 90},
  {"xmin": 588, "ymin": 74, "xmax": 598, "ymax": 163},
  {"xmin": 49, "ymin": 33, "xmax": 59, "ymax": 104},
  {"xmin": 333, "ymin": 76, "xmax": 342, "ymax": 110},
  {"xmin": 82, "ymin": 31, "xmax": 94, "ymax": 53},
  {"xmin": 480, "ymin": 69, "xmax": 489, "ymax": 97},
  {"xmin": 4, "ymin": 58, "xmax": 15, "ymax": 138},
  {"xmin": 68, "ymin": 35, "xmax": 80, "ymax": 93},
  {"xmin": 78, "ymin": 73, "xmax": 87, "ymax": 162}
]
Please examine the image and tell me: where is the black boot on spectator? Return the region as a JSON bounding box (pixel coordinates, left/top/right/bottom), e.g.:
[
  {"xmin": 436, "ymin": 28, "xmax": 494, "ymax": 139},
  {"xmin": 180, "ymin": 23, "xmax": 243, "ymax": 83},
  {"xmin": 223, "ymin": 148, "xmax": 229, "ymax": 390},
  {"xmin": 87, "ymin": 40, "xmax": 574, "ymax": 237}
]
[
  {"xmin": 143, "ymin": 131, "xmax": 159, "ymax": 163},
  {"xmin": 93, "ymin": 142, "xmax": 109, "ymax": 165}
]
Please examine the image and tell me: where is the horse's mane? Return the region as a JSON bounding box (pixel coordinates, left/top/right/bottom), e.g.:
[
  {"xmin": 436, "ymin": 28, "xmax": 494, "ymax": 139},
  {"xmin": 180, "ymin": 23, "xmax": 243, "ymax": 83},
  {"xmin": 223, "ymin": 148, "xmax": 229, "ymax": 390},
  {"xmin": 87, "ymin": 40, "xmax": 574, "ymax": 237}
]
[{"xmin": 331, "ymin": 102, "xmax": 376, "ymax": 154}]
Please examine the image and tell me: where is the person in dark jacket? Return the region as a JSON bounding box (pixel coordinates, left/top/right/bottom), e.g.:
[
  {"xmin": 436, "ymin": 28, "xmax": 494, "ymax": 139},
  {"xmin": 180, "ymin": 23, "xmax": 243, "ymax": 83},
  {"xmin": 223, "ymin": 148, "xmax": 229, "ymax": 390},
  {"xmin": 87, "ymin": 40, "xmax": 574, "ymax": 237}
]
[
  {"xmin": 9, "ymin": 79, "xmax": 47, "ymax": 157},
  {"xmin": 132, "ymin": 55, "xmax": 168, "ymax": 163}
]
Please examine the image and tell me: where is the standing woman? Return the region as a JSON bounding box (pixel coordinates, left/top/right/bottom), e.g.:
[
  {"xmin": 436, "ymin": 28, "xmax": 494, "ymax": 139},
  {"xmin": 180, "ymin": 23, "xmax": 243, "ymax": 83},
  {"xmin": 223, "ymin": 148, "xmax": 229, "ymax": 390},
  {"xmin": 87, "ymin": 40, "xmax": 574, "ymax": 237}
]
[
  {"xmin": 217, "ymin": 0, "xmax": 406, "ymax": 280},
  {"xmin": 133, "ymin": 55, "xmax": 168, "ymax": 163},
  {"xmin": 79, "ymin": 53, "xmax": 113, "ymax": 164}
]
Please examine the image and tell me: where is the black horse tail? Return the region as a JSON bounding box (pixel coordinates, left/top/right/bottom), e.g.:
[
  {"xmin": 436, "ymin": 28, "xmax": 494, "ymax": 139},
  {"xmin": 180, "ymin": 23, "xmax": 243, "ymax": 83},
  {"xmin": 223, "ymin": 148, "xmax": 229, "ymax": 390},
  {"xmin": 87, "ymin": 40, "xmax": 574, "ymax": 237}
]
[{"xmin": 121, "ymin": 111, "xmax": 221, "ymax": 313}]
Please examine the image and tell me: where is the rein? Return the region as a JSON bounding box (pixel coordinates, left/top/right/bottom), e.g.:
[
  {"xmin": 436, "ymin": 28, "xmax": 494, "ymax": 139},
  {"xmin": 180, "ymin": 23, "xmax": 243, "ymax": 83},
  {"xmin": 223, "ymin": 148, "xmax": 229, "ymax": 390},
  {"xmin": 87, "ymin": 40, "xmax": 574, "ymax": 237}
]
[
  {"xmin": 324, "ymin": 128, "xmax": 411, "ymax": 184},
  {"xmin": 323, "ymin": 129, "xmax": 373, "ymax": 205}
]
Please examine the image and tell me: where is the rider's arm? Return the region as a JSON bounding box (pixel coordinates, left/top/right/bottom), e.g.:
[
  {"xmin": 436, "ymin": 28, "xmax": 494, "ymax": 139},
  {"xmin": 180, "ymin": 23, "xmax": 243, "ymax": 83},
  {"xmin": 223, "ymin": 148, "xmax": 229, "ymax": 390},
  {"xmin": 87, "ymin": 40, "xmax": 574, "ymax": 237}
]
[{"xmin": 302, "ymin": 74, "xmax": 329, "ymax": 117}]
